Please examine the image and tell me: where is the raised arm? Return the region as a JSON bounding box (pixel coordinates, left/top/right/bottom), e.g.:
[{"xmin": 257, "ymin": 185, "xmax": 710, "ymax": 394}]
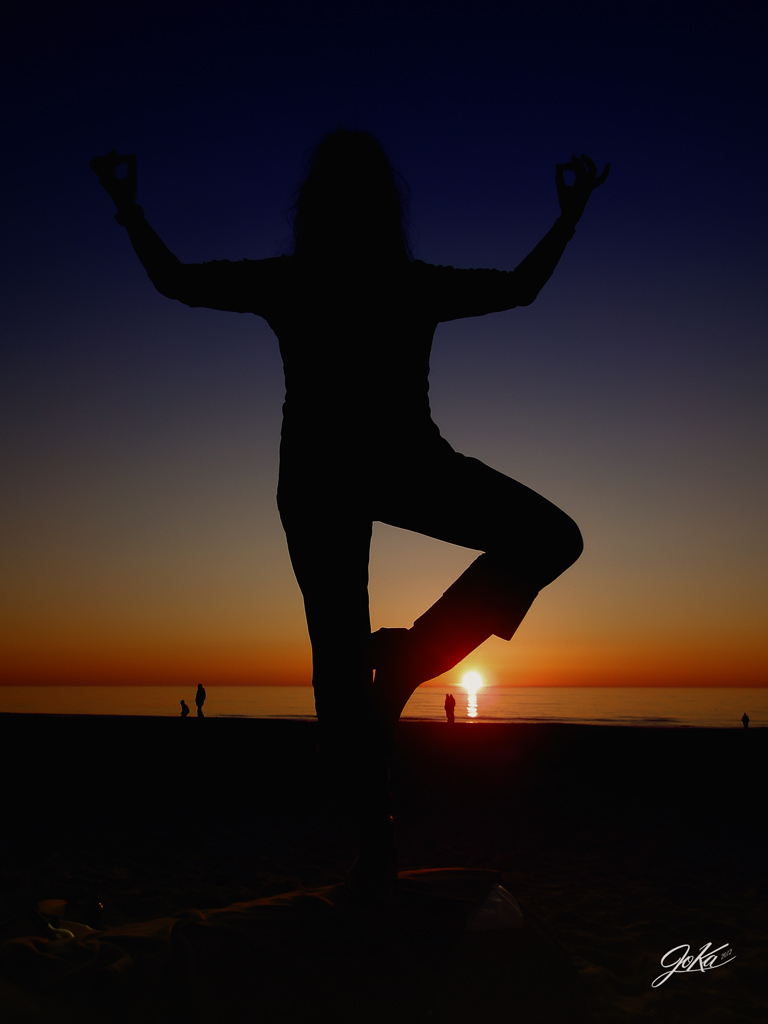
[
  {"xmin": 510, "ymin": 153, "xmax": 610, "ymax": 306},
  {"xmin": 90, "ymin": 151, "xmax": 183, "ymax": 293},
  {"xmin": 428, "ymin": 154, "xmax": 610, "ymax": 321},
  {"xmin": 90, "ymin": 151, "xmax": 265, "ymax": 312}
]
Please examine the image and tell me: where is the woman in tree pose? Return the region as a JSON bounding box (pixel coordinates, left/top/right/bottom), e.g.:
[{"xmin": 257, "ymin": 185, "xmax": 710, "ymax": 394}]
[{"xmin": 92, "ymin": 132, "xmax": 608, "ymax": 889}]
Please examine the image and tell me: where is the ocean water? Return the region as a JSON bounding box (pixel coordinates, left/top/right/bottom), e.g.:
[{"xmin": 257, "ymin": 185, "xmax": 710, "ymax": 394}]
[{"xmin": 0, "ymin": 685, "xmax": 764, "ymax": 728}]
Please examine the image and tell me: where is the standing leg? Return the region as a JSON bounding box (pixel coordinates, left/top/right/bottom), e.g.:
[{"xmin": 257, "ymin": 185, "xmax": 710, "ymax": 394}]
[
  {"xmin": 278, "ymin": 487, "xmax": 396, "ymax": 892},
  {"xmin": 277, "ymin": 497, "xmax": 374, "ymax": 731}
]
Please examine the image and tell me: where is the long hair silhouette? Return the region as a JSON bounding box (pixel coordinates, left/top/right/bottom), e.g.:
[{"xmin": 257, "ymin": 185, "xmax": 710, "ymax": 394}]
[{"xmin": 290, "ymin": 130, "xmax": 412, "ymax": 264}]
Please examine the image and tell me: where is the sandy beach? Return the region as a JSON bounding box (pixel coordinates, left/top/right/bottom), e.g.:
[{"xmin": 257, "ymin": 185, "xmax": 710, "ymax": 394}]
[{"xmin": 1, "ymin": 715, "xmax": 765, "ymax": 1022}]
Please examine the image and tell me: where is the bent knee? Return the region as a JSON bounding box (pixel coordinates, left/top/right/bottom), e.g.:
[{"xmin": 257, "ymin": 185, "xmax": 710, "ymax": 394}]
[
  {"xmin": 539, "ymin": 511, "xmax": 583, "ymax": 586},
  {"xmin": 495, "ymin": 508, "xmax": 583, "ymax": 590},
  {"xmin": 559, "ymin": 514, "xmax": 584, "ymax": 569}
]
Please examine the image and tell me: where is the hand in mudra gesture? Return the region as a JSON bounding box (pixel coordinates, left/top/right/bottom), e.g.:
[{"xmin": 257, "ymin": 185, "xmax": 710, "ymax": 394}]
[
  {"xmin": 90, "ymin": 150, "xmax": 138, "ymax": 211},
  {"xmin": 556, "ymin": 153, "xmax": 610, "ymax": 226}
]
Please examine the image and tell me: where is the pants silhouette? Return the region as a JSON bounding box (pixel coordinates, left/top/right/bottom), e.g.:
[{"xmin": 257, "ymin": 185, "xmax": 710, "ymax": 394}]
[{"xmin": 278, "ymin": 440, "xmax": 582, "ymax": 728}]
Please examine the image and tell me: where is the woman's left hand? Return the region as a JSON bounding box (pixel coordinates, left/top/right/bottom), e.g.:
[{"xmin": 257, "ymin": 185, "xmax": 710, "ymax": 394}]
[
  {"xmin": 90, "ymin": 150, "xmax": 138, "ymax": 212},
  {"xmin": 556, "ymin": 154, "xmax": 610, "ymax": 226}
]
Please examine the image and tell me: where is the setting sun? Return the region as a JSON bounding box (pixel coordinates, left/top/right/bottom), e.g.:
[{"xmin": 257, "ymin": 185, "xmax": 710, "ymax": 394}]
[{"xmin": 462, "ymin": 671, "xmax": 483, "ymax": 695}]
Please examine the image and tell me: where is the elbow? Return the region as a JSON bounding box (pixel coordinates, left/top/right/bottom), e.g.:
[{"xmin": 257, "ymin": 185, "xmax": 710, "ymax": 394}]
[
  {"xmin": 508, "ymin": 276, "xmax": 542, "ymax": 308},
  {"xmin": 148, "ymin": 268, "xmax": 187, "ymax": 304},
  {"xmin": 150, "ymin": 277, "xmax": 176, "ymax": 300}
]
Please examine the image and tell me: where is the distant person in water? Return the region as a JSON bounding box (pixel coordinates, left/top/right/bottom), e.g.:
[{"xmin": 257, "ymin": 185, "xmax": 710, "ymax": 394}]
[
  {"xmin": 742, "ymin": 712, "xmax": 749, "ymax": 729},
  {"xmin": 180, "ymin": 699, "xmax": 190, "ymax": 718},
  {"xmin": 92, "ymin": 132, "xmax": 608, "ymax": 890},
  {"xmin": 195, "ymin": 684, "xmax": 206, "ymax": 718},
  {"xmin": 444, "ymin": 694, "xmax": 456, "ymax": 723}
]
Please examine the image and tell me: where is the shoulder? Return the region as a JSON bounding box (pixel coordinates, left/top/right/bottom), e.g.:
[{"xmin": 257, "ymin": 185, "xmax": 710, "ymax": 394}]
[
  {"xmin": 409, "ymin": 259, "xmax": 454, "ymax": 274},
  {"xmin": 409, "ymin": 259, "xmax": 501, "ymax": 281},
  {"xmin": 406, "ymin": 259, "xmax": 460, "ymax": 290},
  {"xmin": 408, "ymin": 260, "xmax": 519, "ymax": 321},
  {"xmin": 200, "ymin": 253, "xmax": 292, "ymax": 275},
  {"xmin": 168, "ymin": 255, "xmax": 293, "ymax": 313}
]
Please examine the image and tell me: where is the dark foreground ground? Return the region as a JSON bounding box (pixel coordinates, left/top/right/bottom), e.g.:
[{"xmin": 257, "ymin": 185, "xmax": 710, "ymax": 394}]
[{"xmin": 0, "ymin": 715, "xmax": 765, "ymax": 1023}]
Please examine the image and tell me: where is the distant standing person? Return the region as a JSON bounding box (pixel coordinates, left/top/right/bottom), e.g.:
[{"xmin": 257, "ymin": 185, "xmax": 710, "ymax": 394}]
[
  {"xmin": 196, "ymin": 684, "xmax": 206, "ymax": 718},
  {"xmin": 742, "ymin": 712, "xmax": 749, "ymax": 729},
  {"xmin": 180, "ymin": 699, "xmax": 190, "ymax": 718},
  {"xmin": 444, "ymin": 693, "xmax": 456, "ymax": 723}
]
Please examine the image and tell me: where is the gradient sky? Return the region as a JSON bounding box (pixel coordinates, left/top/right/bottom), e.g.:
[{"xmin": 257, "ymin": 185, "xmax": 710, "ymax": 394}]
[{"xmin": 2, "ymin": 1, "xmax": 766, "ymax": 690}]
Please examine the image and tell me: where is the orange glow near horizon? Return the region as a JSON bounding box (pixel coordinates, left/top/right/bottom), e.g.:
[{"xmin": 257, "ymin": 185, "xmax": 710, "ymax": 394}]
[
  {"xmin": 2, "ymin": 635, "xmax": 767, "ymax": 688},
  {"xmin": 2, "ymin": 521, "xmax": 766, "ymax": 689}
]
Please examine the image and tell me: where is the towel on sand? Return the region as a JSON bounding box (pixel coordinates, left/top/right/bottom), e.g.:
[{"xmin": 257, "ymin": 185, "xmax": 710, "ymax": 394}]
[{"xmin": 1, "ymin": 869, "xmax": 587, "ymax": 1024}]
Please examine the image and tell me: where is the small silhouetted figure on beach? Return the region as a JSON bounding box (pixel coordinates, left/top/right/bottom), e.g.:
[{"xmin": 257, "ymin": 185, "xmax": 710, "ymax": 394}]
[
  {"xmin": 444, "ymin": 694, "xmax": 456, "ymax": 723},
  {"xmin": 92, "ymin": 132, "xmax": 607, "ymax": 893},
  {"xmin": 742, "ymin": 712, "xmax": 750, "ymax": 729},
  {"xmin": 180, "ymin": 699, "xmax": 190, "ymax": 718},
  {"xmin": 195, "ymin": 685, "xmax": 206, "ymax": 718}
]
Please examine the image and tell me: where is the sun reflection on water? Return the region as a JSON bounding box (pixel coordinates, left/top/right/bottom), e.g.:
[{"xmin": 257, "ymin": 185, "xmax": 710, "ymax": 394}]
[{"xmin": 462, "ymin": 671, "xmax": 483, "ymax": 719}]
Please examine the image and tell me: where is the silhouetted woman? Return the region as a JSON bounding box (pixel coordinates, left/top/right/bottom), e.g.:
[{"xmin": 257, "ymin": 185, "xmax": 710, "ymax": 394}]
[{"xmin": 92, "ymin": 132, "xmax": 608, "ymax": 888}]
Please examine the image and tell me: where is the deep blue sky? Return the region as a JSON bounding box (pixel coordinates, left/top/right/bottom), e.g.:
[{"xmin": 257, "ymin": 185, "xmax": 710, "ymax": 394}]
[{"xmin": 3, "ymin": 1, "xmax": 767, "ymax": 688}]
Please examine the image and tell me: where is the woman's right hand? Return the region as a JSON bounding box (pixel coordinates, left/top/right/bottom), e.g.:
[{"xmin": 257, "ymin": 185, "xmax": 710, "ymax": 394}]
[
  {"xmin": 555, "ymin": 153, "xmax": 609, "ymax": 226},
  {"xmin": 89, "ymin": 150, "xmax": 137, "ymax": 211}
]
